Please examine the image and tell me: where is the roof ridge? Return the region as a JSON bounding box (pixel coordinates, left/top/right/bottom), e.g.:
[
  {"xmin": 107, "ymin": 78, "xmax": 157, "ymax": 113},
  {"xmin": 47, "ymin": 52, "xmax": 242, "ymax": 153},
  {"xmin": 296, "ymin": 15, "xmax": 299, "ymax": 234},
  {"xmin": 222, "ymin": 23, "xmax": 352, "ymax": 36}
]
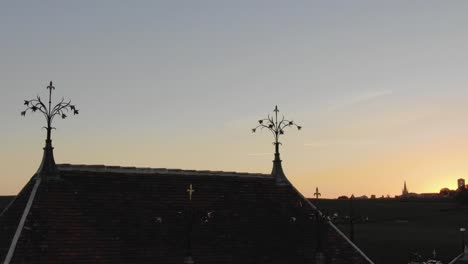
[{"xmin": 57, "ymin": 164, "xmax": 270, "ymax": 178}]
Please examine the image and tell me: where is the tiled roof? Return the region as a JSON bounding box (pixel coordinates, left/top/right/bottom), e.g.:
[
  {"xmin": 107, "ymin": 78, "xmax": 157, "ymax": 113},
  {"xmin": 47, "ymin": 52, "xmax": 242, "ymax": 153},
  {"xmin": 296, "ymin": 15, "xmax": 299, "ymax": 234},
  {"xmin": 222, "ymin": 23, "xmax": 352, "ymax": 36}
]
[{"xmin": 0, "ymin": 164, "xmax": 373, "ymax": 264}]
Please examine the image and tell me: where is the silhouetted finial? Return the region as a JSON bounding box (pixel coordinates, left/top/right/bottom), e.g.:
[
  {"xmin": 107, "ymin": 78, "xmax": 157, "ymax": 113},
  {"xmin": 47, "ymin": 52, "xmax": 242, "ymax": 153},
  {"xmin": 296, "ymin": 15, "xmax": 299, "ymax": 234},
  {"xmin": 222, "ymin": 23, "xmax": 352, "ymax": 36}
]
[
  {"xmin": 47, "ymin": 81, "xmax": 55, "ymax": 90},
  {"xmin": 21, "ymin": 81, "xmax": 79, "ymax": 179},
  {"xmin": 314, "ymin": 187, "xmax": 321, "ymax": 199},
  {"xmin": 252, "ymin": 106, "xmax": 301, "ymax": 185}
]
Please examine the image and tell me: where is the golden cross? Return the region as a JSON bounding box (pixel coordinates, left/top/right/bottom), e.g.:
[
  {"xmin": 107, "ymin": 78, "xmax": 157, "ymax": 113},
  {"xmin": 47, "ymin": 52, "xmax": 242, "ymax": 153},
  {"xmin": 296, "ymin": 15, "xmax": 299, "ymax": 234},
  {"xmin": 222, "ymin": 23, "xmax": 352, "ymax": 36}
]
[{"xmin": 186, "ymin": 184, "xmax": 195, "ymax": 201}]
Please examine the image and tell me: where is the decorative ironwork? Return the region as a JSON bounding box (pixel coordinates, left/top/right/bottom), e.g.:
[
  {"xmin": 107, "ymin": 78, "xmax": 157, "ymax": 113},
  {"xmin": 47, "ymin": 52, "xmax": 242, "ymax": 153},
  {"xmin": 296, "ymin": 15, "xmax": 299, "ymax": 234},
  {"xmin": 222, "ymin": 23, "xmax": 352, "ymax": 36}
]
[
  {"xmin": 252, "ymin": 105, "xmax": 301, "ymax": 154},
  {"xmin": 21, "ymin": 81, "xmax": 79, "ymax": 178},
  {"xmin": 22, "ymin": 81, "xmax": 79, "ymax": 140},
  {"xmin": 252, "ymin": 105, "xmax": 301, "ymax": 185},
  {"xmin": 314, "ymin": 187, "xmax": 321, "ymax": 199}
]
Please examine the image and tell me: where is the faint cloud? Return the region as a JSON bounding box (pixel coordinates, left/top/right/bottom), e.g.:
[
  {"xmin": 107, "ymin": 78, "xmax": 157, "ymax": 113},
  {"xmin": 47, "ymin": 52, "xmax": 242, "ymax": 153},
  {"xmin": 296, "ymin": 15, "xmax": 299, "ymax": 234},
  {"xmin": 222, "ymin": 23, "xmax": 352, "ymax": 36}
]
[
  {"xmin": 327, "ymin": 90, "xmax": 393, "ymax": 111},
  {"xmin": 224, "ymin": 115, "xmax": 258, "ymax": 129},
  {"xmin": 304, "ymin": 140, "xmax": 377, "ymax": 148}
]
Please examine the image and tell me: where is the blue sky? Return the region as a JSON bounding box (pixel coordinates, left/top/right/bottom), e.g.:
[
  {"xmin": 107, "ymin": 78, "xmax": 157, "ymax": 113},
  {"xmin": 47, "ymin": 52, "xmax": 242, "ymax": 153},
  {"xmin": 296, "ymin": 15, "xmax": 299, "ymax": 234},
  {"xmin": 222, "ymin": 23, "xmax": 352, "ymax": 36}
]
[{"xmin": 1, "ymin": 1, "xmax": 468, "ymax": 197}]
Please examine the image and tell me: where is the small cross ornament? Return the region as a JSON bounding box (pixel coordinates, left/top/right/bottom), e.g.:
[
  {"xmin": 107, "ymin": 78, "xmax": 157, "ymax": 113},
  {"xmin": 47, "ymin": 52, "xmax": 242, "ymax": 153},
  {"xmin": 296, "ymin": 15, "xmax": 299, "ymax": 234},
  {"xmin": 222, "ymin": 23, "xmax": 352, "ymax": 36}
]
[{"xmin": 186, "ymin": 184, "xmax": 195, "ymax": 201}]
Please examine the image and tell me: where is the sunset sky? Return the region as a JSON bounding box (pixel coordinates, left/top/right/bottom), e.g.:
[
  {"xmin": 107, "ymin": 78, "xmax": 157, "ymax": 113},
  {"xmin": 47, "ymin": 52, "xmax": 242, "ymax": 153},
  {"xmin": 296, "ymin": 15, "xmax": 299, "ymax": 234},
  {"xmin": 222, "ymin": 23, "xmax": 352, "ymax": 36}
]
[{"xmin": 1, "ymin": 1, "xmax": 468, "ymax": 198}]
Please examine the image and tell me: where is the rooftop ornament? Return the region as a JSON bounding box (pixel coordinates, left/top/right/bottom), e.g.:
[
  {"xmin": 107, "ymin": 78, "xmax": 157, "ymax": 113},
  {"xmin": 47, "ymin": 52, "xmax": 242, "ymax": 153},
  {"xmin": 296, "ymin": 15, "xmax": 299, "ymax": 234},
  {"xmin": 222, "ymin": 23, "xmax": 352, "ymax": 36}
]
[
  {"xmin": 252, "ymin": 105, "xmax": 301, "ymax": 185},
  {"xmin": 314, "ymin": 187, "xmax": 321, "ymax": 199},
  {"xmin": 21, "ymin": 81, "xmax": 79, "ymax": 179}
]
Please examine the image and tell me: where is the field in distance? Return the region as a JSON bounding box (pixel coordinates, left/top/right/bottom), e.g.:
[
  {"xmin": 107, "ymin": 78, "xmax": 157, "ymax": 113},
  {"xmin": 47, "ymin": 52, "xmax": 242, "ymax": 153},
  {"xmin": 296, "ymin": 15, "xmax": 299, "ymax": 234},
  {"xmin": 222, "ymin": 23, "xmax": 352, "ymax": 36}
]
[{"xmin": 314, "ymin": 198, "xmax": 468, "ymax": 264}]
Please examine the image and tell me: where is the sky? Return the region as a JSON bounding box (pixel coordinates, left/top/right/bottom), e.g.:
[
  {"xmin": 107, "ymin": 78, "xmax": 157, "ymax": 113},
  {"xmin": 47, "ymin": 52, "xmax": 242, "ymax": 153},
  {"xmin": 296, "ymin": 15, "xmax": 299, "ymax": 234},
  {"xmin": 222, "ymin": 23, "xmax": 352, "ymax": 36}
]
[{"xmin": 1, "ymin": 1, "xmax": 468, "ymax": 198}]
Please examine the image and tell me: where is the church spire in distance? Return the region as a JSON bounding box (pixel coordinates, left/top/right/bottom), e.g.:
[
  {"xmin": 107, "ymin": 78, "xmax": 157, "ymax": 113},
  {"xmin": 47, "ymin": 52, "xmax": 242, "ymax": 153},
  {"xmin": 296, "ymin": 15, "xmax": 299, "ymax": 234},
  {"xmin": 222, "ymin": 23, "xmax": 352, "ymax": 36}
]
[
  {"xmin": 402, "ymin": 181, "xmax": 409, "ymax": 196},
  {"xmin": 21, "ymin": 81, "xmax": 79, "ymax": 180},
  {"xmin": 252, "ymin": 105, "xmax": 301, "ymax": 185}
]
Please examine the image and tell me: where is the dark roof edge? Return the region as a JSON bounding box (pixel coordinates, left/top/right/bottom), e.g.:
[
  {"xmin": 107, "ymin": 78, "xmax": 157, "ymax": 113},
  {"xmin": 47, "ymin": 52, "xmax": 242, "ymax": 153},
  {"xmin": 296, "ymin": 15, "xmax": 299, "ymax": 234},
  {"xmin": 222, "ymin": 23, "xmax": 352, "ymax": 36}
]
[
  {"xmin": 57, "ymin": 164, "xmax": 270, "ymax": 178},
  {"xmin": 3, "ymin": 178, "xmax": 42, "ymax": 264},
  {"xmin": 449, "ymin": 253, "xmax": 465, "ymax": 264},
  {"xmin": 290, "ymin": 184, "xmax": 375, "ymax": 264},
  {"xmin": 0, "ymin": 180, "xmax": 35, "ymax": 218}
]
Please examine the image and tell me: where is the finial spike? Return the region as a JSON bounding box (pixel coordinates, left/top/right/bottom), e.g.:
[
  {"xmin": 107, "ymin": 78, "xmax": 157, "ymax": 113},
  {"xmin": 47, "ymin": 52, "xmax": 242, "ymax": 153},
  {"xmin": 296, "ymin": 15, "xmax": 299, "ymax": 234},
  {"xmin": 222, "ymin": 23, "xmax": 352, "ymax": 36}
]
[
  {"xmin": 47, "ymin": 81, "xmax": 55, "ymax": 90},
  {"xmin": 314, "ymin": 187, "xmax": 321, "ymax": 199}
]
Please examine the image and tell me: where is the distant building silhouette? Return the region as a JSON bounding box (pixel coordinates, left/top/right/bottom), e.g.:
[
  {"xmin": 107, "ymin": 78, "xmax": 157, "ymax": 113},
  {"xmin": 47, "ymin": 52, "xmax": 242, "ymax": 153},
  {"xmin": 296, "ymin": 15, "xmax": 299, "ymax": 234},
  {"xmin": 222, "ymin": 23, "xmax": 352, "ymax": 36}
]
[
  {"xmin": 398, "ymin": 181, "xmax": 444, "ymax": 199},
  {"xmin": 399, "ymin": 181, "xmax": 418, "ymax": 198},
  {"xmin": 402, "ymin": 181, "xmax": 409, "ymax": 196},
  {"xmin": 459, "ymin": 178, "xmax": 466, "ymax": 190}
]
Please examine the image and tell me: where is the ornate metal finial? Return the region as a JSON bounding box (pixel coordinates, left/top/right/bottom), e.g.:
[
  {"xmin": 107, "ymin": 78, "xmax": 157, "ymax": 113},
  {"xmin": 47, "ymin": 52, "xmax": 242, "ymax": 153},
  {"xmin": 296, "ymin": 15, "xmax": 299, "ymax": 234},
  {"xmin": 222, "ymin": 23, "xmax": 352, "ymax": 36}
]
[
  {"xmin": 21, "ymin": 81, "xmax": 79, "ymax": 179},
  {"xmin": 314, "ymin": 187, "xmax": 321, "ymax": 199},
  {"xmin": 252, "ymin": 105, "xmax": 301, "ymax": 185}
]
